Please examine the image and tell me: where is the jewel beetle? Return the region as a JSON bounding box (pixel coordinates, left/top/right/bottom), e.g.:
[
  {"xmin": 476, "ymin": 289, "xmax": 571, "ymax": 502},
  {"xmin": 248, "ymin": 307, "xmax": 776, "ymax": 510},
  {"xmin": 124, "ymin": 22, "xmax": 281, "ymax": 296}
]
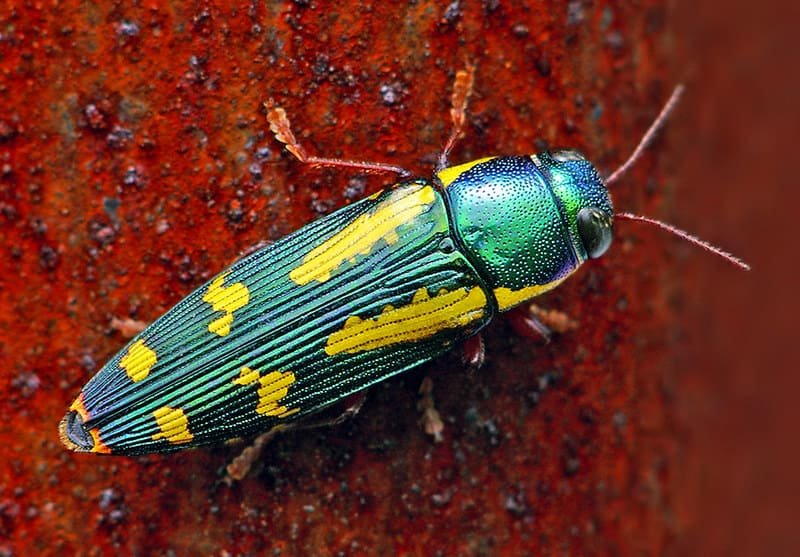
[{"xmin": 59, "ymin": 67, "xmax": 748, "ymax": 457}]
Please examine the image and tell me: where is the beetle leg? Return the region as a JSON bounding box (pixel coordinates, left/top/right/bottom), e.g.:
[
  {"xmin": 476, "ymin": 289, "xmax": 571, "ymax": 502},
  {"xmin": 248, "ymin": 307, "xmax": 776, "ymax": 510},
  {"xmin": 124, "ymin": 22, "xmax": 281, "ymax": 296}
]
[
  {"xmin": 312, "ymin": 391, "xmax": 367, "ymax": 427},
  {"xmin": 224, "ymin": 391, "xmax": 367, "ymax": 482},
  {"xmin": 437, "ymin": 64, "xmax": 476, "ymax": 171},
  {"xmin": 418, "ymin": 376, "xmax": 444, "ymax": 443},
  {"xmin": 506, "ymin": 306, "xmax": 553, "ymax": 343},
  {"xmin": 265, "ymin": 100, "xmax": 412, "ymax": 177},
  {"xmin": 109, "ymin": 317, "xmax": 148, "ymax": 339},
  {"xmin": 507, "ymin": 304, "xmax": 579, "ymax": 343},
  {"xmin": 224, "ymin": 427, "xmax": 282, "ymax": 483},
  {"xmin": 237, "ymin": 239, "xmax": 273, "ymax": 260},
  {"xmin": 461, "ymin": 333, "xmax": 486, "ymax": 369},
  {"xmin": 528, "ymin": 304, "xmax": 579, "ymax": 335},
  {"xmin": 282, "ymin": 391, "xmax": 366, "ymax": 431},
  {"xmin": 419, "ymin": 332, "xmax": 484, "ymax": 445}
]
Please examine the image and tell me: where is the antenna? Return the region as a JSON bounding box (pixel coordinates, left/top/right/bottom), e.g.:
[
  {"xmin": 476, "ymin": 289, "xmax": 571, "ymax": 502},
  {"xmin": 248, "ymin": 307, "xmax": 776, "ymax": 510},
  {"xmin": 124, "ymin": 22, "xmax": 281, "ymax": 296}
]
[
  {"xmin": 606, "ymin": 85, "xmax": 684, "ymax": 185},
  {"xmin": 606, "ymin": 85, "xmax": 750, "ymax": 271},
  {"xmin": 615, "ymin": 213, "xmax": 750, "ymax": 270}
]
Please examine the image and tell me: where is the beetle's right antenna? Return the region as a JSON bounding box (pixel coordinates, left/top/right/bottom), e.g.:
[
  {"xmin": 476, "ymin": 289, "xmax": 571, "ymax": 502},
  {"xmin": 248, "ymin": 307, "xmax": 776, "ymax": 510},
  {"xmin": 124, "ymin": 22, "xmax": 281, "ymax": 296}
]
[
  {"xmin": 615, "ymin": 213, "xmax": 750, "ymax": 270},
  {"xmin": 606, "ymin": 85, "xmax": 750, "ymax": 271}
]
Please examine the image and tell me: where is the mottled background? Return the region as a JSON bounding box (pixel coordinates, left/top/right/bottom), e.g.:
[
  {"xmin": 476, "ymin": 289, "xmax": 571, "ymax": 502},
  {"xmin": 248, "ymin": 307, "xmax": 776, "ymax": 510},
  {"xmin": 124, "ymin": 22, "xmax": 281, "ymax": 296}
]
[{"xmin": 0, "ymin": 1, "xmax": 794, "ymax": 555}]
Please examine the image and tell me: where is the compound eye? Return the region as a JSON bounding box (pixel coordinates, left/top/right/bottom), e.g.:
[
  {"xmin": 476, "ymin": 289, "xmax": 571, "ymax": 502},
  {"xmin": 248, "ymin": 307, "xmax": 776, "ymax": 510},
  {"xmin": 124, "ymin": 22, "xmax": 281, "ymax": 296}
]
[
  {"xmin": 577, "ymin": 207, "xmax": 613, "ymax": 258},
  {"xmin": 551, "ymin": 149, "xmax": 586, "ymax": 163}
]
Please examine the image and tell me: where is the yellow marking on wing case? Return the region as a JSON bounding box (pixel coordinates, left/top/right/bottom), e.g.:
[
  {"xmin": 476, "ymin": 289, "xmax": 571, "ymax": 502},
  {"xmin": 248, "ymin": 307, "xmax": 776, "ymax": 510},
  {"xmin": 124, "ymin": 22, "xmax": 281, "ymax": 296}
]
[
  {"xmin": 493, "ymin": 277, "xmax": 568, "ymax": 311},
  {"xmin": 89, "ymin": 428, "xmax": 111, "ymax": 454},
  {"xmin": 233, "ymin": 367, "xmax": 299, "ymax": 418},
  {"xmin": 289, "ymin": 185, "xmax": 437, "ymax": 285},
  {"xmin": 119, "ymin": 339, "xmax": 157, "ymax": 382},
  {"xmin": 325, "ymin": 286, "xmax": 488, "ymax": 355},
  {"xmin": 436, "ymin": 156, "xmax": 497, "ymax": 188},
  {"xmin": 202, "ymin": 273, "xmax": 250, "ymax": 337},
  {"xmin": 69, "ymin": 393, "xmax": 89, "ymax": 420},
  {"xmin": 151, "ymin": 406, "xmax": 194, "ymax": 444}
]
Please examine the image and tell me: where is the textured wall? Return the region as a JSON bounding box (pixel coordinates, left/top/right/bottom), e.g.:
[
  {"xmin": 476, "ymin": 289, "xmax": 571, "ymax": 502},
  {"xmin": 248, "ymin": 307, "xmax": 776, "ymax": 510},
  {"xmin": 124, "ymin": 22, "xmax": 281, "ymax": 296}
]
[
  {"xmin": 2, "ymin": 1, "xmax": 788, "ymax": 555},
  {"xmin": 671, "ymin": 1, "xmax": 797, "ymax": 555}
]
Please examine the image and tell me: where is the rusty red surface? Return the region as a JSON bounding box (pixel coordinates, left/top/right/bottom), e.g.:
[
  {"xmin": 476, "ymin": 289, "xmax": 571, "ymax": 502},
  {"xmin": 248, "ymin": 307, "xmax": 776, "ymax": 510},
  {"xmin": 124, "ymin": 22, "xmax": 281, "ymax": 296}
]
[{"xmin": 3, "ymin": 1, "xmax": 785, "ymax": 555}]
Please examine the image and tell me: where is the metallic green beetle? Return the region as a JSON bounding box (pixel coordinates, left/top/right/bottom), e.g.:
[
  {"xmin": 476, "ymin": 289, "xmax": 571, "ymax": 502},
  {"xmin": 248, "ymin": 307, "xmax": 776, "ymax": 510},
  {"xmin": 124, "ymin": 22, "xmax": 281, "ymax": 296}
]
[{"xmin": 59, "ymin": 73, "xmax": 746, "ymax": 457}]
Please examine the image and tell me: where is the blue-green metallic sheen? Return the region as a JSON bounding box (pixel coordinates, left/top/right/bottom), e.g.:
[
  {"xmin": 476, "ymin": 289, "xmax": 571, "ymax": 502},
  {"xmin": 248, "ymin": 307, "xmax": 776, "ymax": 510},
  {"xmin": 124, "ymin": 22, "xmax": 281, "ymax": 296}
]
[
  {"xmin": 64, "ymin": 182, "xmax": 493, "ymax": 455},
  {"xmin": 60, "ymin": 152, "xmax": 614, "ymax": 456},
  {"xmin": 441, "ymin": 153, "xmax": 612, "ymax": 295}
]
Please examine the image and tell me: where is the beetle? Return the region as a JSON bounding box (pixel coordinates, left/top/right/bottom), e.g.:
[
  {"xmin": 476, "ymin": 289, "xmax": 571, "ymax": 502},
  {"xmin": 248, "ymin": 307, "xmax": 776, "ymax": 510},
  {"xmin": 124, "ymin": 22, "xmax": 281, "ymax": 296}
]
[{"xmin": 59, "ymin": 67, "xmax": 747, "ymax": 457}]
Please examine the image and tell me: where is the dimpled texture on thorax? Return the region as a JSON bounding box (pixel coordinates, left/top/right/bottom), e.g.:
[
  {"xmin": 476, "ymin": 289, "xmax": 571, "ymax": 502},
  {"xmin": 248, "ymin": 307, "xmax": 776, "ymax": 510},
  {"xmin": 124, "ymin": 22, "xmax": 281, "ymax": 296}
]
[
  {"xmin": 442, "ymin": 156, "xmax": 579, "ymax": 296},
  {"xmin": 534, "ymin": 152, "xmax": 614, "ymax": 261}
]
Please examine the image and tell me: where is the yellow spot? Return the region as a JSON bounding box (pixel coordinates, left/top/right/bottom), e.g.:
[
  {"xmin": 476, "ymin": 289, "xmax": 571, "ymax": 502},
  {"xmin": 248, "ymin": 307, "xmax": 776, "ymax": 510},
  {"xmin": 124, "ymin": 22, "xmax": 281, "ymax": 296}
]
[
  {"xmin": 233, "ymin": 367, "xmax": 299, "ymax": 417},
  {"xmin": 152, "ymin": 407, "xmax": 194, "ymax": 444},
  {"xmin": 289, "ymin": 185, "xmax": 437, "ymax": 285},
  {"xmin": 119, "ymin": 339, "xmax": 157, "ymax": 382},
  {"xmin": 202, "ymin": 273, "xmax": 250, "ymax": 337},
  {"xmin": 89, "ymin": 429, "xmax": 111, "ymax": 454},
  {"xmin": 436, "ymin": 157, "xmax": 497, "ymax": 188},
  {"xmin": 493, "ymin": 277, "xmax": 568, "ymax": 311},
  {"xmin": 69, "ymin": 393, "xmax": 89, "ymax": 420},
  {"xmin": 325, "ymin": 286, "xmax": 488, "ymax": 355}
]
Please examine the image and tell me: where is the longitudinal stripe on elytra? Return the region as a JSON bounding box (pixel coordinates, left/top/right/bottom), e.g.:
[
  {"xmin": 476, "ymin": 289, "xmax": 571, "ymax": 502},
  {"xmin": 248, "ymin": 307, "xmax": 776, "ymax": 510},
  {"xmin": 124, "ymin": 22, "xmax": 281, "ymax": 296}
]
[
  {"xmin": 73, "ymin": 185, "xmax": 491, "ymax": 452},
  {"xmin": 80, "ymin": 199, "xmax": 380, "ymax": 415}
]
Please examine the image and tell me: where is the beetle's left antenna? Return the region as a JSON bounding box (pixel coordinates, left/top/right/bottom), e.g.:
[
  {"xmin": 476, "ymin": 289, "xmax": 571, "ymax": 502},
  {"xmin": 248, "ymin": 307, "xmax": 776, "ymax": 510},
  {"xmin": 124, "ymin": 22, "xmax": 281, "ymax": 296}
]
[{"xmin": 606, "ymin": 85, "xmax": 750, "ymax": 271}]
